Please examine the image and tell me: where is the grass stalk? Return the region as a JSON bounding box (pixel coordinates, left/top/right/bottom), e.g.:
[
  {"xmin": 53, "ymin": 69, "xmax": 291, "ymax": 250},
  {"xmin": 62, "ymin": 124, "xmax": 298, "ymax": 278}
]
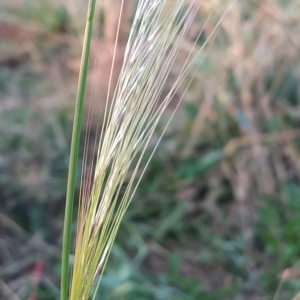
[{"xmin": 60, "ymin": 0, "xmax": 96, "ymax": 299}]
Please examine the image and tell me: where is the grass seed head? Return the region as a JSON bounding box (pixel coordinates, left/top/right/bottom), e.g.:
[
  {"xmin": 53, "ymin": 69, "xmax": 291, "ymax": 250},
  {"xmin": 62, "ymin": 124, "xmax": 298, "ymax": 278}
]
[{"xmin": 69, "ymin": 1, "xmax": 209, "ymax": 299}]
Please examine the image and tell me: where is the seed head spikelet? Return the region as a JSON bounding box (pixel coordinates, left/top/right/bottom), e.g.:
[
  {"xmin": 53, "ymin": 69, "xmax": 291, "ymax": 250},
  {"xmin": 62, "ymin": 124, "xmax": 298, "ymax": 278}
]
[{"xmin": 63, "ymin": 0, "xmax": 226, "ymax": 299}]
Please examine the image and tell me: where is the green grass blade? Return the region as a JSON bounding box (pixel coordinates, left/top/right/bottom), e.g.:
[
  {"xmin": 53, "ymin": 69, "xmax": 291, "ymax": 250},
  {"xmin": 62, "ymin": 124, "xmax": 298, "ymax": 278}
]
[{"xmin": 60, "ymin": 1, "xmax": 97, "ymax": 299}]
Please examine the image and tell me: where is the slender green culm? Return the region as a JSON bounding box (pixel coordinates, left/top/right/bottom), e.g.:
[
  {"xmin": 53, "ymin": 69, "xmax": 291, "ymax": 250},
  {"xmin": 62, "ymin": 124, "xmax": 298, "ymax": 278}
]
[{"xmin": 60, "ymin": 1, "xmax": 96, "ymax": 299}]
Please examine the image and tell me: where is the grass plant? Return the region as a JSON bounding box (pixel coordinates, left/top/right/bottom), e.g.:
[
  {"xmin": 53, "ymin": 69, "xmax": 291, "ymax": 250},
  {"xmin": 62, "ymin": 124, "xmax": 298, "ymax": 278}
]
[{"xmin": 61, "ymin": 0, "xmax": 210, "ymax": 299}]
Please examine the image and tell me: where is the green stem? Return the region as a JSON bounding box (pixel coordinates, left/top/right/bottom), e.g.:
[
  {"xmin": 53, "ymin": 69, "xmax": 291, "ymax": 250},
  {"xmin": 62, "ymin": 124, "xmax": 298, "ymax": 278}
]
[{"xmin": 61, "ymin": 1, "xmax": 96, "ymax": 299}]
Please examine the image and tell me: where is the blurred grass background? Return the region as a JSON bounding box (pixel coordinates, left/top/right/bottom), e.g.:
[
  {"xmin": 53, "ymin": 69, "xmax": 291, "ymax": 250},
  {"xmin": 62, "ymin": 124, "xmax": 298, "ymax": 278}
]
[{"xmin": 1, "ymin": 0, "xmax": 300, "ymax": 299}]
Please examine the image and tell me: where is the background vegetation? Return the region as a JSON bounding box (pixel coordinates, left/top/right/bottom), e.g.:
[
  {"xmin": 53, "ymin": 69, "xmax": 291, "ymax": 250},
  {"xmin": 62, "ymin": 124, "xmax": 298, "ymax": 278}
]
[{"xmin": 1, "ymin": 0, "xmax": 300, "ymax": 299}]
